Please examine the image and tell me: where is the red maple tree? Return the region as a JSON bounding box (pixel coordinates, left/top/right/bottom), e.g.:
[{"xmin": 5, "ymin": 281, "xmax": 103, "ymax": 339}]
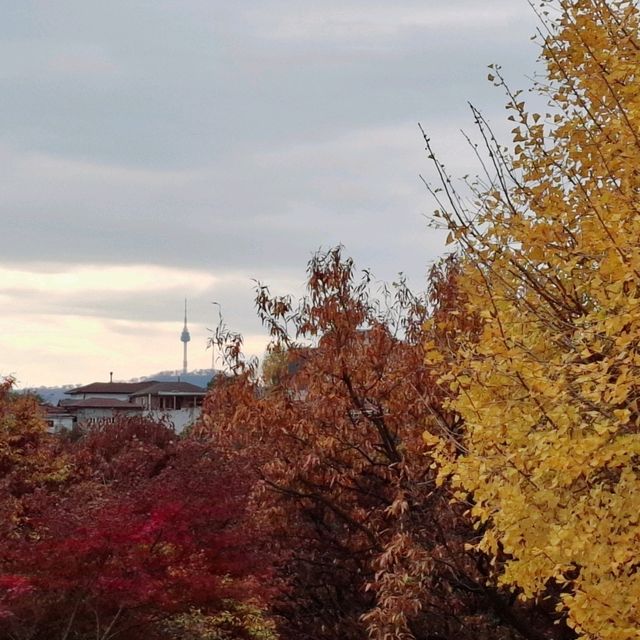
[{"xmin": 0, "ymin": 410, "xmax": 266, "ymax": 640}]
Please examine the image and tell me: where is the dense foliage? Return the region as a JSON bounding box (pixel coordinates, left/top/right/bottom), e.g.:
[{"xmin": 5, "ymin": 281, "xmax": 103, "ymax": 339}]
[
  {"xmin": 3, "ymin": 2, "xmax": 638, "ymax": 639},
  {"xmin": 0, "ymin": 390, "xmax": 270, "ymax": 640},
  {"xmin": 201, "ymin": 249, "xmax": 570, "ymax": 640},
  {"xmin": 424, "ymin": 1, "xmax": 640, "ymax": 638}
]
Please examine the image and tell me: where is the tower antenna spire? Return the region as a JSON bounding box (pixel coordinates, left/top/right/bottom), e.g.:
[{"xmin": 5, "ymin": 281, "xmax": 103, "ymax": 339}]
[{"xmin": 180, "ymin": 298, "xmax": 191, "ymax": 375}]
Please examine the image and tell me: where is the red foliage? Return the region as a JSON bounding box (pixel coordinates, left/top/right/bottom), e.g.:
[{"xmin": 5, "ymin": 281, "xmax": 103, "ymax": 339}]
[{"xmin": 0, "ymin": 413, "xmax": 264, "ymax": 640}]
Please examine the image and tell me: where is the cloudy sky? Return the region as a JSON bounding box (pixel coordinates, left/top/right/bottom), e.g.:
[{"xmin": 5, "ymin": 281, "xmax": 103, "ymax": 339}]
[{"xmin": 1, "ymin": 1, "xmax": 541, "ymax": 387}]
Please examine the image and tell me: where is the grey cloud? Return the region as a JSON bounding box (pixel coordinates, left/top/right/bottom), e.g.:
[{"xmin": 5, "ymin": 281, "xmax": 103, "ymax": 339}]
[
  {"xmin": 1, "ymin": 1, "xmax": 538, "ymax": 165},
  {"xmin": 2, "ymin": 1, "xmax": 541, "ymax": 337},
  {"xmin": 1, "ymin": 119, "xmax": 451, "ymax": 282}
]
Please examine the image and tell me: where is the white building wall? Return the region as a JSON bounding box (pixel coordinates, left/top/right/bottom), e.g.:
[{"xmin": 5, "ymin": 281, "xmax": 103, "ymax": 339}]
[
  {"xmin": 76, "ymin": 408, "xmax": 141, "ymax": 424},
  {"xmin": 46, "ymin": 415, "xmax": 74, "ymax": 433},
  {"xmin": 146, "ymin": 408, "xmax": 202, "ymax": 433}
]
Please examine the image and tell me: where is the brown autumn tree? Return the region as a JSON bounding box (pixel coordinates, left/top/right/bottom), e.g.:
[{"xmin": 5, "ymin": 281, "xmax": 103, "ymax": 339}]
[{"xmin": 201, "ymin": 248, "xmax": 572, "ymax": 640}]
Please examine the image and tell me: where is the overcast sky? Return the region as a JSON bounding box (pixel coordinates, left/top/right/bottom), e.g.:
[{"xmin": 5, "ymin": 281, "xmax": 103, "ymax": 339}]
[{"xmin": 1, "ymin": 1, "xmax": 542, "ymax": 387}]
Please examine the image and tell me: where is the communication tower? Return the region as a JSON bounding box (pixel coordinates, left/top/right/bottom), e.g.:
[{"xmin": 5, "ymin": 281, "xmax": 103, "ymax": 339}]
[{"xmin": 180, "ymin": 299, "xmax": 191, "ymax": 375}]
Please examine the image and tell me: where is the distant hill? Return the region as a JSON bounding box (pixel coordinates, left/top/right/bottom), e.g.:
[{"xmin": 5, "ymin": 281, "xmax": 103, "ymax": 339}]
[
  {"xmin": 22, "ymin": 384, "xmax": 79, "ymax": 406},
  {"xmin": 131, "ymin": 369, "xmax": 220, "ymax": 389},
  {"xmin": 19, "ymin": 369, "xmax": 222, "ymax": 405}
]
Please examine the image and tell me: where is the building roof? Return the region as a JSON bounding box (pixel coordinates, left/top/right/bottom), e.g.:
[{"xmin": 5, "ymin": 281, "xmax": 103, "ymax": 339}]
[
  {"xmin": 130, "ymin": 381, "xmax": 207, "ymax": 397},
  {"xmin": 40, "ymin": 404, "xmax": 74, "ymax": 416},
  {"xmin": 66, "ymin": 381, "xmax": 159, "ymax": 396},
  {"xmin": 59, "ymin": 398, "xmax": 143, "ymax": 410}
]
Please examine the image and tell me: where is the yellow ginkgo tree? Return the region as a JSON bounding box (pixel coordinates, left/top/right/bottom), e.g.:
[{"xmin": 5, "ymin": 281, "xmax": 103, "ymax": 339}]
[{"xmin": 424, "ymin": 1, "xmax": 640, "ymax": 638}]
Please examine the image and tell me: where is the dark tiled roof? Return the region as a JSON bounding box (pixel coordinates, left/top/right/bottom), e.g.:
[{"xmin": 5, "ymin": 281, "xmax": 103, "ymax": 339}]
[
  {"xmin": 130, "ymin": 381, "xmax": 206, "ymax": 396},
  {"xmin": 66, "ymin": 381, "xmax": 160, "ymax": 395},
  {"xmin": 40, "ymin": 404, "xmax": 73, "ymax": 415}
]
